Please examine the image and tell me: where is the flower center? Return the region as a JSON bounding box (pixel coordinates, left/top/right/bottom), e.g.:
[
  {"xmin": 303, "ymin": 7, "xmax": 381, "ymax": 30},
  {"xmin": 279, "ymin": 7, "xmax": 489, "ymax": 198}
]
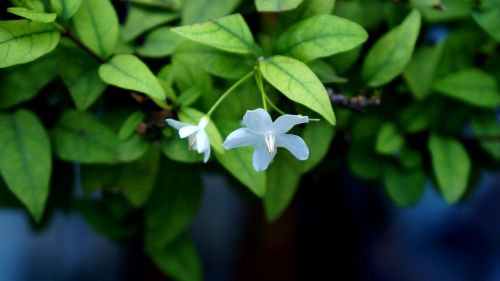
[{"xmin": 264, "ymin": 133, "xmax": 276, "ymax": 155}]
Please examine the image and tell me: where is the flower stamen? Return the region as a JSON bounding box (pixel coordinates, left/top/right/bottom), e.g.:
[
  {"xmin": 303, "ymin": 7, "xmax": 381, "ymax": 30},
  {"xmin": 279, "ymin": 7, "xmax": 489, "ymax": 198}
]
[{"xmin": 265, "ymin": 133, "xmax": 276, "ymax": 155}]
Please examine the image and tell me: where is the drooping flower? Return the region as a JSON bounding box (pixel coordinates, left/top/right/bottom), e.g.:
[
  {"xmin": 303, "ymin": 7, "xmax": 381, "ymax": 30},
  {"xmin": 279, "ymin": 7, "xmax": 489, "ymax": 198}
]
[
  {"xmin": 166, "ymin": 117, "xmax": 211, "ymax": 162},
  {"xmin": 223, "ymin": 108, "xmax": 309, "ymax": 171}
]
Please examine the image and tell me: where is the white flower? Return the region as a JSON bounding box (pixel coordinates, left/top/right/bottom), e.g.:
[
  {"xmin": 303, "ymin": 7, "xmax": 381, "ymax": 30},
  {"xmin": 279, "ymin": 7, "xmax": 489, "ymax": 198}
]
[
  {"xmin": 166, "ymin": 117, "xmax": 211, "ymax": 162},
  {"xmin": 223, "ymin": 108, "xmax": 309, "ymax": 171}
]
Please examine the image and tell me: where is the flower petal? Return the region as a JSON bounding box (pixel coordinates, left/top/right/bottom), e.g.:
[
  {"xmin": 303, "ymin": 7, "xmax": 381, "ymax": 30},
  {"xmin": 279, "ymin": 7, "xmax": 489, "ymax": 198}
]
[
  {"xmin": 166, "ymin": 119, "xmax": 188, "ymax": 130},
  {"xmin": 243, "ymin": 108, "xmax": 273, "ymax": 134},
  {"xmin": 272, "ymin": 115, "xmax": 309, "ymax": 134},
  {"xmin": 253, "ymin": 143, "xmax": 276, "ymax": 172},
  {"xmin": 223, "ymin": 128, "xmax": 261, "ymax": 149},
  {"xmin": 196, "ymin": 129, "xmax": 210, "ymax": 154},
  {"xmin": 203, "ymin": 144, "xmax": 211, "ymax": 163},
  {"xmin": 276, "ymin": 134, "xmax": 309, "ymax": 160},
  {"xmin": 179, "ymin": 125, "xmax": 199, "ymax": 138}
]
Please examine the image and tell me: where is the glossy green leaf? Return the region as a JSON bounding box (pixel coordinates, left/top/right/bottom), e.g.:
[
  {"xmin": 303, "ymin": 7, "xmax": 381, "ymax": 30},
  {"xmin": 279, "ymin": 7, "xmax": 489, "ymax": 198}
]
[
  {"xmin": 126, "ymin": 0, "xmax": 182, "ymax": 10},
  {"xmin": 375, "ymin": 122, "xmax": 405, "ymax": 155},
  {"xmin": 151, "ymin": 235, "xmax": 202, "ymax": 281},
  {"xmin": 174, "ymin": 42, "xmax": 254, "ymax": 79},
  {"xmin": 259, "ymin": 55, "xmax": 335, "ymax": 124},
  {"xmin": 432, "ymin": 69, "xmax": 500, "ymax": 108},
  {"xmin": 181, "ymin": 0, "xmax": 240, "ymax": 24},
  {"xmin": 59, "ymin": 50, "xmax": 106, "ymax": 111},
  {"xmin": 7, "ymin": 7, "xmax": 57, "ymax": 22},
  {"xmin": 137, "ymin": 27, "xmax": 184, "ymax": 58},
  {"xmin": 118, "ymin": 134, "xmax": 150, "ymax": 162},
  {"xmin": 300, "ymin": 120, "xmax": 334, "ymax": 173},
  {"xmin": 471, "ymin": 111, "xmax": 500, "ymax": 160},
  {"xmin": 0, "ymin": 53, "xmax": 59, "ymax": 108},
  {"xmin": 121, "ymin": 5, "xmax": 178, "ymax": 42},
  {"xmin": 307, "ymin": 60, "xmax": 347, "ymax": 83},
  {"xmin": 179, "ymin": 107, "xmax": 224, "ymax": 154},
  {"xmin": 73, "ymin": 0, "xmax": 119, "ymax": 58},
  {"xmin": 0, "ymin": 20, "xmax": 60, "ymax": 68},
  {"xmin": 51, "ymin": 110, "xmax": 119, "ymax": 163},
  {"xmin": 264, "ymin": 153, "xmax": 301, "ymax": 222},
  {"xmin": 145, "ymin": 161, "xmax": 202, "ymax": 253},
  {"xmin": 362, "ymin": 9, "xmax": 421, "ymax": 87},
  {"xmin": 428, "ymin": 134, "xmax": 471, "ymax": 203},
  {"xmin": 383, "ymin": 165, "xmax": 425, "ymax": 206},
  {"xmin": 472, "ymin": 0, "xmax": 500, "ymax": 41},
  {"xmin": 293, "ymin": 0, "xmax": 336, "ymax": 18},
  {"xmin": 277, "ymin": 15, "xmax": 368, "ymax": 62},
  {"xmin": 11, "ymin": 0, "xmax": 44, "ymax": 10},
  {"xmin": 0, "ymin": 110, "xmax": 51, "ymax": 221},
  {"xmin": 403, "ymin": 42, "xmax": 444, "ymax": 100},
  {"xmin": 255, "ymin": 0, "xmax": 303, "ymax": 11},
  {"xmin": 118, "ymin": 111, "xmax": 146, "ymax": 141},
  {"xmin": 118, "ymin": 146, "xmax": 160, "ymax": 207},
  {"xmin": 99, "ymin": 54, "xmax": 166, "ymax": 100},
  {"xmin": 162, "ymin": 136, "xmax": 203, "ymax": 163},
  {"xmin": 50, "ymin": 0, "xmax": 82, "ymax": 20},
  {"xmin": 172, "ymin": 14, "xmax": 259, "ymax": 55}
]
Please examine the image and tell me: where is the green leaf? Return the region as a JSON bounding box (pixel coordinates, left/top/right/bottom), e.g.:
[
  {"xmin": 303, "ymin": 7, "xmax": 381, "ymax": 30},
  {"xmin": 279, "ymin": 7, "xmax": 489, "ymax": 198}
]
[
  {"xmin": 428, "ymin": 134, "xmax": 471, "ymax": 203},
  {"xmin": 162, "ymin": 136, "xmax": 203, "ymax": 163},
  {"xmin": 277, "ymin": 15, "xmax": 368, "ymax": 62},
  {"xmin": 59, "ymin": 50, "xmax": 106, "ymax": 111},
  {"xmin": 0, "ymin": 110, "xmax": 51, "ymax": 221},
  {"xmin": 0, "ymin": 53, "xmax": 59, "ymax": 108},
  {"xmin": 50, "ymin": 0, "xmax": 82, "ymax": 20},
  {"xmin": 121, "ymin": 5, "xmax": 178, "ymax": 42},
  {"xmin": 126, "ymin": 0, "xmax": 182, "ymax": 10},
  {"xmin": 7, "ymin": 7, "xmax": 57, "ymax": 22},
  {"xmin": 174, "ymin": 41, "xmax": 254, "ymax": 79},
  {"xmin": 215, "ymin": 121, "xmax": 266, "ymax": 197},
  {"xmin": 399, "ymin": 147, "xmax": 422, "ymax": 169},
  {"xmin": 73, "ymin": 0, "xmax": 119, "ymax": 58},
  {"xmin": 258, "ymin": 55, "xmax": 335, "ymax": 124},
  {"xmin": 255, "ymin": 0, "xmax": 303, "ymax": 11},
  {"xmin": 118, "ymin": 146, "xmax": 160, "ymax": 207},
  {"xmin": 292, "ymin": 0, "xmax": 336, "ymax": 18},
  {"xmin": 375, "ymin": 122, "xmax": 405, "ymax": 155},
  {"xmin": 11, "ymin": 0, "xmax": 44, "ymax": 10},
  {"xmin": 348, "ymin": 140, "xmax": 385, "ymax": 180},
  {"xmin": 471, "ymin": 111, "xmax": 500, "ymax": 160},
  {"xmin": 403, "ymin": 42, "xmax": 444, "ymax": 100},
  {"xmin": 118, "ymin": 134, "xmax": 150, "ymax": 162},
  {"xmin": 300, "ymin": 120, "xmax": 334, "ymax": 173},
  {"xmin": 137, "ymin": 27, "xmax": 184, "ymax": 58},
  {"xmin": 472, "ymin": 0, "xmax": 500, "ymax": 41},
  {"xmin": 397, "ymin": 103, "xmax": 429, "ymax": 133},
  {"xmin": 177, "ymin": 87, "xmax": 202, "ymax": 107},
  {"xmin": 419, "ymin": 0, "xmax": 471, "ymax": 22},
  {"xmin": 264, "ymin": 153, "xmax": 301, "ymax": 221},
  {"xmin": 0, "ymin": 20, "xmax": 60, "ymax": 68},
  {"xmin": 383, "ymin": 165, "xmax": 425, "ymax": 206},
  {"xmin": 118, "ymin": 111, "xmax": 146, "ymax": 141},
  {"xmin": 181, "ymin": 0, "xmax": 240, "ymax": 24},
  {"xmin": 145, "ymin": 161, "xmax": 202, "ymax": 253},
  {"xmin": 171, "ymin": 13, "xmax": 259, "ymax": 55},
  {"xmin": 99, "ymin": 54, "xmax": 166, "ymax": 100},
  {"xmin": 411, "ymin": 0, "xmax": 441, "ymax": 6},
  {"xmin": 432, "ymin": 69, "xmax": 500, "ymax": 108},
  {"xmin": 307, "ymin": 60, "xmax": 347, "ymax": 83},
  {"xmin": 362, "ymin": 9, "xmax": 421, "ymax": 87},
  {"xmin": 74, "ymin": 199, "xmax": 139, "ymax": 241},
  {"xmin": 150, "ymin": 235, "xmax": 202, "ymax": 281},
  {"xmin": 179, "ymin": 107, "xmax": 224, "ymax": 154},
  {"xmin": 51, "ymin": 110, "xmax": 119, "ymax": 163}
]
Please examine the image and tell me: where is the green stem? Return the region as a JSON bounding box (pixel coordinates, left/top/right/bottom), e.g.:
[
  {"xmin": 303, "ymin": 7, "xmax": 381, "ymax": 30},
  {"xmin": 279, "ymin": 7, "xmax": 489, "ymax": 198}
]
[
  {"xmin": 255, "ymin": 70, "xmax": 267, "ymax": 111},
  {"xmin": 265, "ymin": 96, "xmax": 286, "ymax": 115},
  {"xmin": 206, "ymin": 70, "xmax": 255, "ymax": 117}
]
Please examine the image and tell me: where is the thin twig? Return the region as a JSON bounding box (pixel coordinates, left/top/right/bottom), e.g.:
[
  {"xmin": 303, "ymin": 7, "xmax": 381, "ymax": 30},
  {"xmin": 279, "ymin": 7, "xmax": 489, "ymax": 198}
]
[
  {"xmin": 327, "ymin": 87, "xmax": 381, "ymax": 113},
  {"xmin": 60, "ymin": 28, "xmax": 106, "ymax": 63}
]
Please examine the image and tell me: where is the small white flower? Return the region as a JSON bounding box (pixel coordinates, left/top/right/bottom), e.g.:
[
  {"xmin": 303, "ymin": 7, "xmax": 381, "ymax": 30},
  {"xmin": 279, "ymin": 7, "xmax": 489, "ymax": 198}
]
[
  {"xmin": 223, "ymin": 108, "xmax": 309, "ymax": 171},
  {"xmin": 166, "ymin": 117, "xmax": 211, "ymax": 162}
]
